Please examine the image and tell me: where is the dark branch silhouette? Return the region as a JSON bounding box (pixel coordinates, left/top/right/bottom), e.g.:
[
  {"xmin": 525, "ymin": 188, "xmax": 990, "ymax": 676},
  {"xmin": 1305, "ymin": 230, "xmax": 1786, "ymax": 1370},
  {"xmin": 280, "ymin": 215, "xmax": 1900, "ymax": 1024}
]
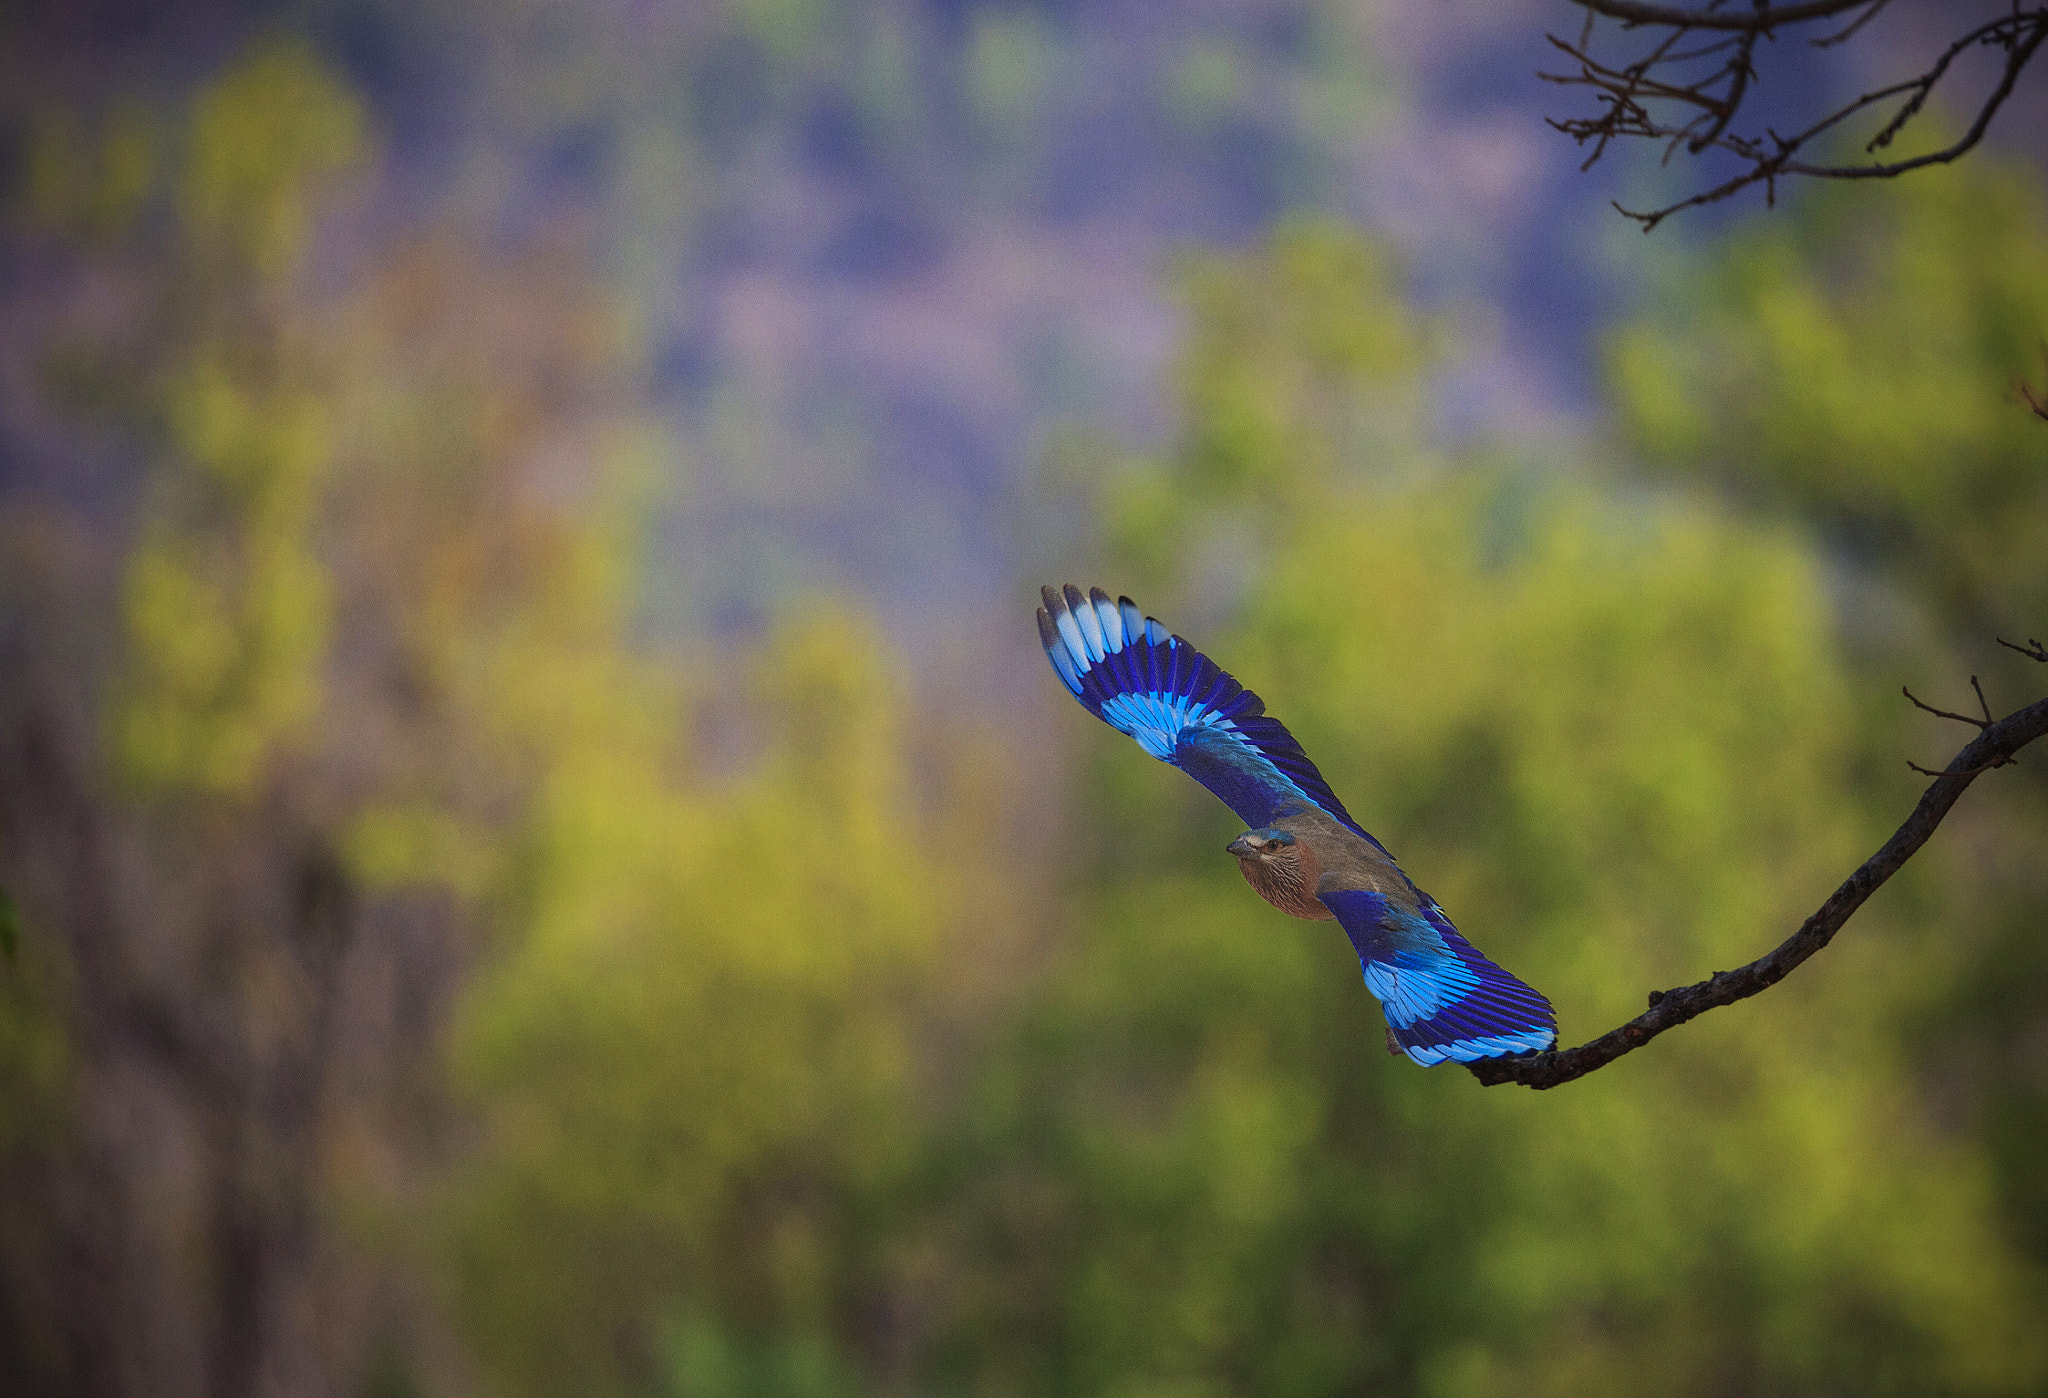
[
  {"xmin": 1471, "ymin": 668, "xmax": 2048, "ymax": 1089},
  {"xmin": 1572, "ymin": 0, "xmax": 1881, "ymax": 31},
  {"xmin": 2023, "ymin": 350, "xmax": 2048, "ymax": 423},
  {"xmin": 1545, "ymin": 1, "xmax": 2048, "ymax": 231},
  {"xmin": 1902, "ymin": 676, "xmax": 2019, "ymax": 777}
]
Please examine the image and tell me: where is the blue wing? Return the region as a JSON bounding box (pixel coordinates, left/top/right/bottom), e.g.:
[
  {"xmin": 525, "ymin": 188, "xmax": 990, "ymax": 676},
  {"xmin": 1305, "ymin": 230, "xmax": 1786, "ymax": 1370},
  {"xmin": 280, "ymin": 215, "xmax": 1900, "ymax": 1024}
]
[
  {"xmin": 1037, "ymin": 584, "xmax": 1383, "ymax": 848},
  {"xmin": 1320, "ymin": 888, "xmax": 1556, "ymax": 1065}
]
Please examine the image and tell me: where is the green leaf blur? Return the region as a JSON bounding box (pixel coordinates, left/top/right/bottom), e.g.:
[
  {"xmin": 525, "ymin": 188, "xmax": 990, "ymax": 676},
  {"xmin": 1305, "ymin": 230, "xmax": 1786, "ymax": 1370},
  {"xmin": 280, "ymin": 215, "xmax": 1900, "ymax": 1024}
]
[
  {"xmin": 922, "ymin": 226, "xmax": 2046, "ymax": 1398},
  {"xmin": 3, "ymin": 29, "xmax": 2046, "ymax": 1398}
]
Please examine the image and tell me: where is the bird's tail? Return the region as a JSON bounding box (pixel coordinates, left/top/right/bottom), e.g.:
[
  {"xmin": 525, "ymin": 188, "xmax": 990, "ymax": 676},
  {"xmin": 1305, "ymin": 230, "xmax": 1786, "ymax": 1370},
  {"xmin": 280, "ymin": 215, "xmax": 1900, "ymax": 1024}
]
[
  {"xmin": 1323, "ymin": 888, "xmax": 1557, "ymax": 1067},
  {"xmin": 1371, "ymin": 925, "xmax": 1556, "ymax": 1066}
]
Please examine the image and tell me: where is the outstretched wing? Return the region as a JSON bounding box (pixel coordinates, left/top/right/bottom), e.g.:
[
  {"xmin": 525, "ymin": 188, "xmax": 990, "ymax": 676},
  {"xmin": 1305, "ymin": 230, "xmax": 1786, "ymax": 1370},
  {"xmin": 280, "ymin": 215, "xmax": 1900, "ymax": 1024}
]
[
  {"xmin": 1036, "ymin": 583, "xmax": 1381, "ymax": 846},
  {"xmin": 1319, "ymin": 887, "xmax": 1556, "ymax": 1065}
]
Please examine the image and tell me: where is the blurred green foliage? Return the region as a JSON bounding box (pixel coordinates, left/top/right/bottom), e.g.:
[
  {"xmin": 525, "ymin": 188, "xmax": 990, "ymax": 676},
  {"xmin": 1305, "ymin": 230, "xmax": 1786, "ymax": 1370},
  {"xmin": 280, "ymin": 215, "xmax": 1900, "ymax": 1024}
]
[
  {"xmin": 1608, "ymin": 160, "xmax": 2048, "ymax": 637},
  {"xmin": 4, "ymin": 26, "xmax": 2048, "ymax": 1398},
  {"xmin": 182, "ymin": 43, "xmax": 365, "ymax": 279},
  {"xmin": 965, "ymin": 10, "xmax": 1059, "ymax": 140},
  {"xmin": 1608, "ymin": 157, "xmax": 2048, "ymax": 1326},
  {"xmin": 23, "ymin": 102, "xmax": 155, "ymax": 242},
  {"xmin": 916, "ymin": 228, "xmax": 2046, "ymax": 1398},
  {"xmin": 430, "ymin": 212, "xmax": 2048, "ymax": 1398},
  {"xmin": 1107, "ymin": 220, "xmax": 1439, "ymax": 584},
  {"xmin": 113, "ymin": 42, "xmax": 366, "ymax": 795},
  {"xmin": 441, "ymin": 607, "xmax": 948, "ymax": 1397}
]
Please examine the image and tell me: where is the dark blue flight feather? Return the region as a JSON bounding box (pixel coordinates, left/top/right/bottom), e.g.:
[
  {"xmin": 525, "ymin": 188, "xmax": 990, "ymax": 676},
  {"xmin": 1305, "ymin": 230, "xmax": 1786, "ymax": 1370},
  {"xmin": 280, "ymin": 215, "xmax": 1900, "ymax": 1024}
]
[
  {"xmin": 1036, "ymin": 585, "xmax": 1386, "ymax": 851},
  {"xmin": 1320, "ymin": 888, "xmax": 1556, "ymax": 1065}
]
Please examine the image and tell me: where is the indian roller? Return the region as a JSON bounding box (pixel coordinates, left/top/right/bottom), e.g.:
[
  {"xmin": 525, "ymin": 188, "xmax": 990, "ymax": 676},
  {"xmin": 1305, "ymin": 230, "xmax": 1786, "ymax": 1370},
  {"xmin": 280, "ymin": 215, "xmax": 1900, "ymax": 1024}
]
[{"xmin": 1037, "ymin": 584, "xmax": 1556, "ymax": 1065}]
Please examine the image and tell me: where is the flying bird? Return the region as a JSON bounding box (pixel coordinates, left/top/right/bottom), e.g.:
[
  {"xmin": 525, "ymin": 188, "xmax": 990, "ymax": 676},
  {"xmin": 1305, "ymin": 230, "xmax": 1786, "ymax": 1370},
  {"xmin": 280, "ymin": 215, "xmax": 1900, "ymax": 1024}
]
[{"xmin": 1037, "ymin": 584, "xmax": 1555, "ymax": 1066}]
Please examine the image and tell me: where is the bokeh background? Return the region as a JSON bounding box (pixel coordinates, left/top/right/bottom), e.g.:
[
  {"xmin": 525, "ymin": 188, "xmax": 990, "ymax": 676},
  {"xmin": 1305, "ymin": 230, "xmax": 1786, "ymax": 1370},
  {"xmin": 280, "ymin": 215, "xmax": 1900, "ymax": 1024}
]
[{"xmin": 3, "ymin": 3, "xmax": 2048, "ymax": 1396}]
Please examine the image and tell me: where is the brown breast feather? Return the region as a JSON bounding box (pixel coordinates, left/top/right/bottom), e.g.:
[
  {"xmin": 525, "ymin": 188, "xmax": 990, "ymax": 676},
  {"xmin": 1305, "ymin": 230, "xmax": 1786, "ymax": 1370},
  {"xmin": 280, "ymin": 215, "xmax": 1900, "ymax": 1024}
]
[{"xmin": 1236, "ymin": 838, "xmax": 1335, "ymax": 920}]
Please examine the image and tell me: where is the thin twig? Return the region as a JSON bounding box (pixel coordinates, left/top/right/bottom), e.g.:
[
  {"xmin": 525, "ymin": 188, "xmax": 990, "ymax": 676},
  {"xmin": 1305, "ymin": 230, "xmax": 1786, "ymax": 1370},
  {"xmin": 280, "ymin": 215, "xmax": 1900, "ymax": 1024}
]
[
  {"xmin": 1999, "ymin": 637, "xmax": 2048, "ymax": 664},
  {"xmin": 1469, "ymin": 690, "xmax": 2048, "ymax": 1089},
  {"xmin": 1689, "ymin": 25, "xmax": 1760, "ymax": 150},
  {"xmin": 1812, "ymin": 0, "xmax": 1893, "ymax": 48},
  {"xmin": 1907, "ymin": 756, "xmax": 2014, "ymax": 779},
  {"xmin": 1902, "ymin": 679, "xmax": 2013, "ymax": 774},
  {"xmin": 1660, "ymin": 35, "xmax": 1748, "ymax": 63},
  {"xmin": 2022, "ymin": 351, "xmax": 2048, "ymax": 423},
  {"xmin": 1903, "ymin": 684, "xmax": 1991, "ymax": 730}
]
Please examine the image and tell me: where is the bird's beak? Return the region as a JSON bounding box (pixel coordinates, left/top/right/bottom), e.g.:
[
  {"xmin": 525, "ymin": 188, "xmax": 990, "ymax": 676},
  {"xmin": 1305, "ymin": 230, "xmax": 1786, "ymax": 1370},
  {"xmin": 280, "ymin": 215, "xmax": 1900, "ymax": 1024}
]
[{"xmin": 1227, "ymin": 836, "xmax": 1256, "ymax": 858}]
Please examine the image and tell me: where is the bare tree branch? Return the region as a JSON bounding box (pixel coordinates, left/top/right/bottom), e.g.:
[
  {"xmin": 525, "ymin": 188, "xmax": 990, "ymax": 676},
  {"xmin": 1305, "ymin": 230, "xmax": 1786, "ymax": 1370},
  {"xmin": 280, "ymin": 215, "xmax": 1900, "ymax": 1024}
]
[
  {"xmin": 1546, "ymin": 2, "xmax": 2048, "ymax": 231},
  {"xmin": 1901, "ymin": 677, "xmax": 1997, "ymax": 730},
  {"xmin": 1469, "ymin": 678, "xmax": 2048, "ymax": 1089},
  {"xmin": 1572, "ymin": 0, "xmax": 1880, "ymax": 32}
]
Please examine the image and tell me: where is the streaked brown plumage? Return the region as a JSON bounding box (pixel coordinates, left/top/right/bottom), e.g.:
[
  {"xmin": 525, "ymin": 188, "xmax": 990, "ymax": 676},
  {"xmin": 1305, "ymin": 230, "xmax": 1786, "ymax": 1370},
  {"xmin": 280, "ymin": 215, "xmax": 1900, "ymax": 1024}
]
[
  {"xmin": 1228, "ymin": 828, "xmax": 1329, "ymax": 919},
  {"xmin": 1228, "ymin": 801, "xmax": 1422, "ymax": 922}
]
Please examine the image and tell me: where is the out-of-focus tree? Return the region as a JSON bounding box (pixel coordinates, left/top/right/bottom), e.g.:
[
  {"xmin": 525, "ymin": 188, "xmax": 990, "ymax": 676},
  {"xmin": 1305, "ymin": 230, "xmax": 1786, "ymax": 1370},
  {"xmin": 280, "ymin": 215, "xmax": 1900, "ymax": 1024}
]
[
  {"xmin": 1608, "ymin": 154, "xmax": 2048, "ymax": 1303},
  {"xmin": 0, "ymin": 29, "xmax": 978, "ymax": 1398},
  {"xmin": 922, "ymin": 221, "xmax": 2048, "ymax": 1397},
  {"xmin": 0, "ymin": 37, "xmax": 601, "ymax": 1398},
  {"xmin": 1609, "ymin": 159, "xmax": 2048, "ymax": 638},
  {"xmin": 112, "ymin": 45, "xmax": 365, "ymax": 794},
  {"xmin": 437, "ymin": 608, "xmax": 951, "ymax": 1398},
  {"xmin": 0, "ymin": 43, "xmax": 394, "ymax": 1398},
  {"xmin": 5, "ymin": 13, "xmax": 2044, "ymax": 1398}
]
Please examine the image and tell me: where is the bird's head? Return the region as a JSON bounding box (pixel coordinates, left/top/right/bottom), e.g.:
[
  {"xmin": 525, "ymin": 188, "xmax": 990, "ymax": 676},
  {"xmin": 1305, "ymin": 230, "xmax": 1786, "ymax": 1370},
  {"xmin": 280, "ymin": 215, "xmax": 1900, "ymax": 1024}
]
[{"xmin": 1227, "ymin": 828, "xmax": 1296, "ymax": 864}]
